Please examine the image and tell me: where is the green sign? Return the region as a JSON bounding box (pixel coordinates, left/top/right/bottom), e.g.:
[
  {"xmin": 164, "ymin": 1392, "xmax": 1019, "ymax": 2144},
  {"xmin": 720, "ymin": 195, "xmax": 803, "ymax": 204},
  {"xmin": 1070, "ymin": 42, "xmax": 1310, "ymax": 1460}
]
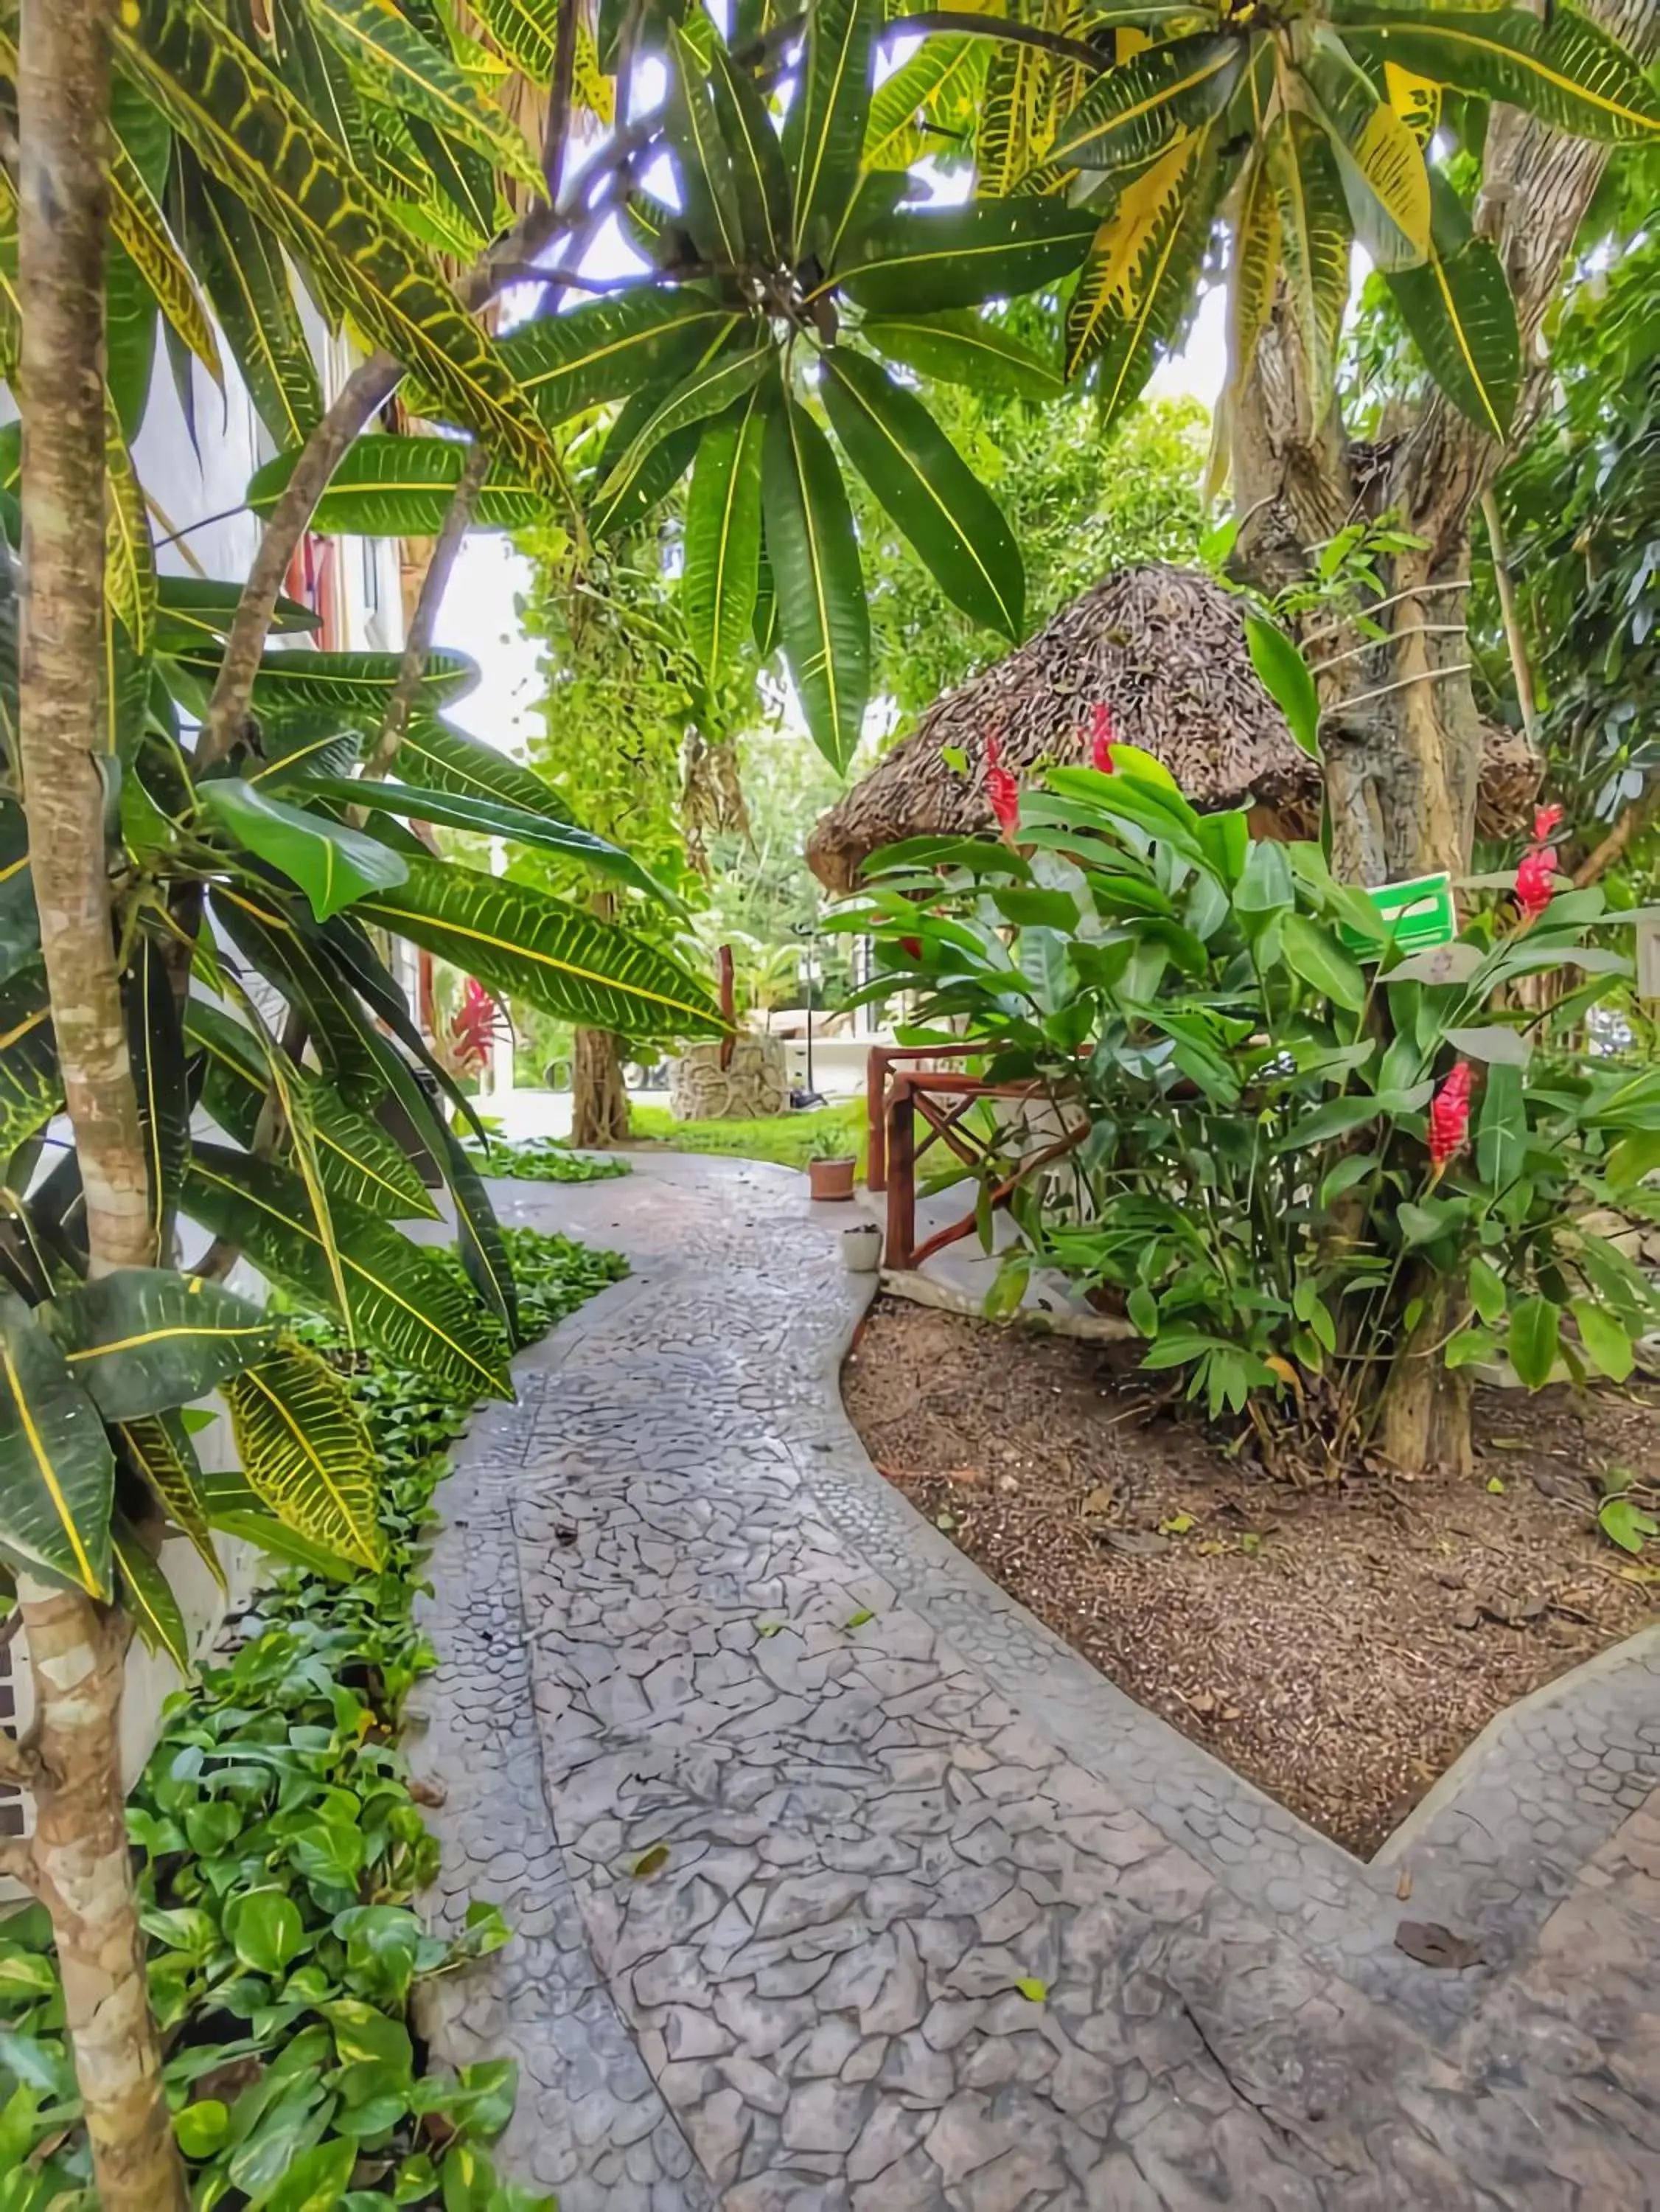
[{"xmin": 1338, "ymin": 871, "xmax": 1457, "ymax": 959}]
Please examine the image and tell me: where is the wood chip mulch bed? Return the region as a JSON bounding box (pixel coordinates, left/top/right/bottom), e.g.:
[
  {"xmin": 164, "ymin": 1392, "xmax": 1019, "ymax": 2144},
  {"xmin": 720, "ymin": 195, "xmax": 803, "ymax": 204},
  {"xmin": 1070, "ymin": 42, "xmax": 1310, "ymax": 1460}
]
[{"xmin": 843, "ymin": 1299, "xmax": 1659, "ymax": 1857}]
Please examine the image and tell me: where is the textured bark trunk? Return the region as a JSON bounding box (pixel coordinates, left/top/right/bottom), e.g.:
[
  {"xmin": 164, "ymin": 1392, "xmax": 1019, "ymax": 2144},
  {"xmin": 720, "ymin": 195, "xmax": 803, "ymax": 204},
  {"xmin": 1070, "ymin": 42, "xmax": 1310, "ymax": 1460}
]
[
  {"xmin": 17, "ymin": 6, "xmax": 186, "ymax": 2202},
  {"xmin": 1230, "ymin": 0, "xmax": 1658, "ymax": 1472},
  {"xmin": 571, "ymin": 1026, "xmax": 631, "ymax": 1147}
]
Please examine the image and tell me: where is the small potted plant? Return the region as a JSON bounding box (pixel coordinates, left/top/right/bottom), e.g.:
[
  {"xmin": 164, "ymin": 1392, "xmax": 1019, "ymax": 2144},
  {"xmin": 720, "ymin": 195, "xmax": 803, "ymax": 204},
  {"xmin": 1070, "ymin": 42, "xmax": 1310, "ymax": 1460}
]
[{"xmin": 806, "ymin": 1126, "xmax": 858, "ymax": 1202}]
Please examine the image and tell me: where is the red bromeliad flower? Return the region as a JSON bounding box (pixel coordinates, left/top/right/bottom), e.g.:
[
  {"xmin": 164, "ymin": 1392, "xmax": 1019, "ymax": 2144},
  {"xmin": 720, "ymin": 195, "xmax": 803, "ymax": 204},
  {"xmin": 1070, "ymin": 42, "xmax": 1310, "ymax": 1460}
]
[
  {"xmin": 1532, "ymin": 802, "xmax": 1563, "ymax": 846},
  {"xmin": 1428, "ymin": 1060, "xmax": 1474, "ymax": 1171},
  {"xmin": 450, "ymin": 977, "xmax": 501, "ymax": 1076},
  {"xmin": 1514, "ymin": 844, "xmax": 1556, "ymax": 920},
  {"xmin": 985, "ymin": 732, "xmax": 1020, "ymax": 837},
  {"xmin": 900, "ymin": 935, "xmax": 923, "ymax": 961},
  {"xmin": 1089, "ymin": 700, "xmax": 1117, "ymax": 773}
]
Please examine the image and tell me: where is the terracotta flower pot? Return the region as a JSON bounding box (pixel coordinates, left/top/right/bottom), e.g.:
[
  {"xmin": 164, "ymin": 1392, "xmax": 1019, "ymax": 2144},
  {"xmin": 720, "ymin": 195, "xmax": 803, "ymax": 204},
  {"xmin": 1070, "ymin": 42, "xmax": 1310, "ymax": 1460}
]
[{"xmin": 808, "ymin": 1155, "xmax": 857, "ymax": 1202}]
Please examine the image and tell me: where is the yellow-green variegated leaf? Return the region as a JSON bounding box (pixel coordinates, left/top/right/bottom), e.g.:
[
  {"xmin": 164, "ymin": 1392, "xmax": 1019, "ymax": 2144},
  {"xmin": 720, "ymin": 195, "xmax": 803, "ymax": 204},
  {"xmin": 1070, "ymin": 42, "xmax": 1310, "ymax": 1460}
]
[
  {"xmin": 356, "ymin": 855, "xmax": 728, "ymax": 1038},
  {"xmin": 683, "ymin": 380, "xmax": 767, "ymax": 689},
  {"xmin": 783, "ymin": 0, "xmax": 880, "ymax": 258},
  {"xmin": 1228, "ymin": 139, "xmax": 1278, "ymax": 396},
  {"xmin": 310, "ymin": 0, "xmax": 544, "ymax": 194},
  {"xmin": 1076, "ymin": 129, "xmax": 1221, "ymax": 432},
  {"xmin": 116, "ymin": 1411, "xmax": 223, "ymax": 1588},
  {"xmin": 178, "ymin": 159, "xmax": 322, "ymax": 446},
  {"xmin": 114, "ymin": 1516, "xmax": 192, "ymax": 1671},
  {"xmin": 820, "ymin": 347, "xmax": 1023, "ymax": 639},
  {"xmin": 1064, "ymin": 131, "xmax": 1199, "ymax": 380},
  {"xmin": 48, "ymin": 1269, "xmax": 281, "ymax": 1421},
  {"xmin": 1044, "ymin": 35, "xmax": 1241, "ymax": 175},
  {"xmin": 1270, "ymin": 112, "xmax": 1351, "ymax": 422},
  {"xmin": 761, "ymin": 387, "xmax": 870, "ymax": 772},
  {"xmin": 226, "ymin": 1339, "xmax": 385, "ymax": 1571},
  {"xmin": 248, "ymin": 434, "xmax": 556, "ymax": 535},
  {"xmin": 1300, "ymin": 29, "xmax": 1431, "ymax": 268},
  {"xmin": 495, "ymin": 288, "xmax": 742, "ymax": 430},
  {"xmin": 116, "ymin": 0, "xmax": 562, "ymax": 490},
  {"xmin": 105, "ymin": 400, "xmax": 156, "ymax": 656},
  {"xmin": 170, "ymin": 641, "xmax": 478, "ymax": 716},
  {"xmin": 184, "ymin": 1145, "xmax": 512, "ymax": 1402},
  {"xmin": 109, "ymin": 140, "xmax": 222, "ymax": 382},
  {"xmin": 1334, "ymin": 2, "xmax": 1660, "ymax": 143},
  {"xmin": 394, "ymin": 712, "xmax": 582, "ymax": 825},
  {"xmin": 469, "ymin": 0, "xmax": 562, "ymax": 82},
  {"xmin": 0, "ymin": 973, "xmax": 61, "ymax": 1159},
  {"xmin": 978, "ymin": 5, "xmax": 1056, "ymax": 198},
  {"xmin": 0, "ymin": 1289, "xmax": 114, "ymax": 1599},
  {"xmin": 863, "ymin": 32, "xmax": 980, "ymax": 170},
  {"xmin": 1385, "ymin": 182, "xmax": 1518, "ymax": 439}
]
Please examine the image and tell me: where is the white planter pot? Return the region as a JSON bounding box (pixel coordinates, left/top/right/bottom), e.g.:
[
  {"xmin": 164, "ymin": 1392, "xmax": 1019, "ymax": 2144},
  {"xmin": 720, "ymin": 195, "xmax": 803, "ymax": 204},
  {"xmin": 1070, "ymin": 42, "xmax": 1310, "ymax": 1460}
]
[{"xmin": 843, "ymin": 1222, "xmax": 883, "ymax": 1274}]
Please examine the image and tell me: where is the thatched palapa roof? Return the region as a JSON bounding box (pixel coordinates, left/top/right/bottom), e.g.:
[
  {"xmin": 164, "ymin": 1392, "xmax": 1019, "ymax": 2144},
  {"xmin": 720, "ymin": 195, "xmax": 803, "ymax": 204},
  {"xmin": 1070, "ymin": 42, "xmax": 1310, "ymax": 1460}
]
[{"xmin": 807, "ymin": 565, "xmax": 1540, "ymax": 895}]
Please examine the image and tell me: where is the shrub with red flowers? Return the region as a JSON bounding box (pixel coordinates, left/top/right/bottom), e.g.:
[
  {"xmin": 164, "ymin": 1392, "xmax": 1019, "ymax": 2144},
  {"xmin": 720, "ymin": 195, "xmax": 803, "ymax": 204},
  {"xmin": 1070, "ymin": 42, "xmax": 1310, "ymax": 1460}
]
[
  {"xmin": 449, "ymin": 977, "xmax": 505, "ymax": 1077},
  {"xmin": 1089, "ymin": 701, "xmax": 1117, "ymax": 774},
  {"xmin": 843, "ymin": 757, "xmax": 1660, "ymax": 1469},
  {"xmin": 983, "ymin": 732, "xmax": 1021, "ymax": 837}
]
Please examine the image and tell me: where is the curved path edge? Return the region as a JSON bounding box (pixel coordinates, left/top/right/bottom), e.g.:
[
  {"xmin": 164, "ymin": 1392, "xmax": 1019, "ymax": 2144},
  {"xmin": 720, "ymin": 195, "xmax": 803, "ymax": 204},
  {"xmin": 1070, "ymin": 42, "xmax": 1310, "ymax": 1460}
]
[{"xmin": 411, "ymin": 1155, "xmax": 1660, "ymax": 2211}]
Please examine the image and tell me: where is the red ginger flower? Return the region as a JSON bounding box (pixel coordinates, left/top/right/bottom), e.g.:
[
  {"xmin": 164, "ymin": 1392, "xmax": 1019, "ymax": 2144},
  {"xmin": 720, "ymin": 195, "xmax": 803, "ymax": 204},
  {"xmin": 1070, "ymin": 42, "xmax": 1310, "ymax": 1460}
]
[
  {"xmin": 450, "ymin": 978, "xmax": 501, "ymax": 1075},
  {"xmin": 1514, "ymin": 845, "xmax": 1556, "ymax": 920},
  {"xmin": 1089, "ymin": 700, "xmax": 1117, "ymax": 773},
  {"xmin": 1532, "ymin": 802, "xmax": 1563, "ymax": 846},
  {"xmin": 1428, "ymin": 1060, "xmax": 1474, "ymax": 1170},
  {"xmin": 985, "ymin": 732, "xmax": 1020, "ymax": 837}
]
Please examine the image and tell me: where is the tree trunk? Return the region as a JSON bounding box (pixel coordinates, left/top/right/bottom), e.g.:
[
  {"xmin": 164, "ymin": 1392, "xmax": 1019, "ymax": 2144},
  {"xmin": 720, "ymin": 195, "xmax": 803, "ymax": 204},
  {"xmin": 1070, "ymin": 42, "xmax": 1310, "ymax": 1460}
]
[
  {"xmin": 1372, "ymin": 1274, "xmax": 1475, "ymax": 1481},
  {"xmin": 571, "ymin": 1027, "xmax": 631, "ymax": 1146},
  {"xmin": 1230, "ymin": 0, "xmax": 1658, "ymax": 1472},
  {"xmin": 16, "ymin": 3, "xmax": 186, "ymax": 2202}
]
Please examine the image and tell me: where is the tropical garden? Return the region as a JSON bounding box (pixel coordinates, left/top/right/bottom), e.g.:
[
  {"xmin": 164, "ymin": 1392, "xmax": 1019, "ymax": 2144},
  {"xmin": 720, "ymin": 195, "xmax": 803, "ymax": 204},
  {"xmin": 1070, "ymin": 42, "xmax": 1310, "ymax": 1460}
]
[{"xmin": 0, "ymin": 0, "xmax": 1658, "ymax": 2197}]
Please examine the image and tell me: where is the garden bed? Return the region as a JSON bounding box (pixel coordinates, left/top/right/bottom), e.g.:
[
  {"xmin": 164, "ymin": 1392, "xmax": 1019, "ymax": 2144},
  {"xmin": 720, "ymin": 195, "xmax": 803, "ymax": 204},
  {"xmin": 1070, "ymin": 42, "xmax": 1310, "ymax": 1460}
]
[{"xmin": 844, "ymin": 1298, "xmax": 1659, "ymax": 1857}]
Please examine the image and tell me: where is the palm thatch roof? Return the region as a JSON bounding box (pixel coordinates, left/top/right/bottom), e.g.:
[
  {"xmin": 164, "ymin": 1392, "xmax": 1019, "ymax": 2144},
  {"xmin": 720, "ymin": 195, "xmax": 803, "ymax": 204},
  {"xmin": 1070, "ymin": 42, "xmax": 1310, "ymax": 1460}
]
[{"xmin": 807, "ymin": 565, "xmax": 1540, "ymax": 894}]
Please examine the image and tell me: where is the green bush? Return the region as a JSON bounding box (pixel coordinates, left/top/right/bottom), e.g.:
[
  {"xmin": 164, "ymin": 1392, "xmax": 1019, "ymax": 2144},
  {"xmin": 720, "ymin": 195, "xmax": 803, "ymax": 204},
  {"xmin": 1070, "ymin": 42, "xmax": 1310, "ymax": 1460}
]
[{"xmin": 840, "ymin": 756, "xmax": 1660, "ymax": 1468}]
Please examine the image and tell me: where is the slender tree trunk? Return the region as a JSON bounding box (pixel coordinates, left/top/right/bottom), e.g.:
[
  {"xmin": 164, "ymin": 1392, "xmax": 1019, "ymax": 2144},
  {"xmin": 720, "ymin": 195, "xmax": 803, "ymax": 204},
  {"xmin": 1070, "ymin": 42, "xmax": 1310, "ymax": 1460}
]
[
  {"xmin": 1231, "ymin": 0, "xmax": 1658, "ymax": 1473},
  {"xmin": 571, "ymin": 1026, "xmax": 631, "ymax": 1146},
  {"xmin": 16, "ymin": 4, "xmax": 186, "ymax": 2202}
]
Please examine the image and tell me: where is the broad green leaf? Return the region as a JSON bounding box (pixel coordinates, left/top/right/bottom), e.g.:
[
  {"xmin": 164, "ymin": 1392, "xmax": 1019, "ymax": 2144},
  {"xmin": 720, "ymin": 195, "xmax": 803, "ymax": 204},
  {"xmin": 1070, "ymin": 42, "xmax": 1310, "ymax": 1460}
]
[
  {"xmin": 862, "ymin": 309, "xmax": 1063, "ymax": 399},
  {"xmin": 708, "ymin": 35, "xmax": 790, "ymax": 260},
  {"xmin": 820, "ymin": 347, "xmax": 1023, "ymax": 639},
  {"xmin": 116, "ymin": 0, "xmax": 564, "ymax": 490},
  {"xmin": 683, "ymin": 382, "xmax": 767, "ymax": 689},
  {"xmin": 310, "ymin": 0, "xmax": 543, "ymax": 192},
  {"xmin": 1507, "ymin": 1294, "xmax": 1560, "ymax": 1390},
  {"xmin": 438, "ymin": 1123, "xmax": 517, "ymax": 1341},
  {"xmin": 153, "ymin": 577, "xmax": 319, "ymax": 647},
  {"xmin": 1335, "ymin": 2, "xmax": 1660, "ymax": 142},
  {"xmin": 178, "ymin": 159, "xmax": 322, "ymax": 446},
  {"xmin": 1385, "ymin": 180, "xmax": 1518, "ymax": 439},
  {"xmin": 114, "ymin": 1517, "xmax": 191, "ymax": 1671},
  {"xmin": 199, "ymin": 778, "xmax": 410, "ymax": 920},
  {"xmin": 125, "ymin": 933, "xmax": 188, "ymax": 1250},
  {"xmin": 1570, "ymin": 1297, "xmax": 1633, "ymax": 1382},
  {"xmin": 0, "ymin": 973, "xmax": 60, "ymax": 1158},
  {"xmin": 596, "ymin": 344, "xmax": 771, "ymax": 511},
  {"xmin": 248, "ymin": 435, "xmax": 556, "ymax": 535},
  {"xmin": 1045, "ymin": 35, "xmax": 1241, "ymax": 171},
  {"xmin": 1302, "ymin": 31, "xmax": 1431, "ymax": 267},
  {"xmin": 48, "ymin": 1270, "xmax": 280, "ymax": 1420},
  {"xmin": 226, "ymin": 1887, "xmax": 306, "ymax": 1976},
  {"xmin": 494, "ymin": 288, "xmax": 740, "ymax": 429},
  {"xmin": 393, "ymin": 711, "xmax": 580, "ymax": 824},
  {"xmin": 783, "ymin": 0, "xmax": 879, "ymax": 258},
  {"xmin": 117, "ymin": 1410, "xmax": 222, "ymax": 1587},
  {"xmin": 863, "ymin": 32, "xmax": 979, "ymax": 170},
  {"xmin": 1244, "ymin": 612, "xmax": 1321, "ymax": 758},
  {"xmin": 226, "ymin": 1340, "xmax": 384, "ymax": 1571},
  {"xmin": 834, "ymin": 200, "xmax": 1099, "ymax": 312},
  {"xmin": 186, "ymin": 997, "xmax": 438, "ymax": 1221},
  {"xmin": 1468, "ymin": 1254, "xmax": 1506, "ymax": 1325},
  {"xmin": 666, "ymin": 26, "xmax": 744, "ymax": 267},
  {"xmin": 761, "ymin": 387, "xmax": 870, "ymax": 772},
  {"xmin": 185, "ymin": 1146, "xmax": 511, "ymax": 1401},
  {"xmin": 1280, "ymin": 913, "xmax": 1366, "ymax": 1012},
  {"xmin": 1476, "ymin": 1061, "xmax": 1526, "ymax": 1190},
  {"xmin": 199, "ymin": 1468, "xmax": 356, "ymax": 1582},
  {"xmin": 0, "ymin": 1289, "xmax": 114, "ymax": 1598},
  {"xmin": 172, "ymin": 642, "xmax": 478, "ymax": 714},
  {"xmin": 356, "ymin": 855, "xmax": 726, "ymax": 1037},
  {"xmin": 295, "ymin": 775, "xmax": 666, "ymax": 900}
]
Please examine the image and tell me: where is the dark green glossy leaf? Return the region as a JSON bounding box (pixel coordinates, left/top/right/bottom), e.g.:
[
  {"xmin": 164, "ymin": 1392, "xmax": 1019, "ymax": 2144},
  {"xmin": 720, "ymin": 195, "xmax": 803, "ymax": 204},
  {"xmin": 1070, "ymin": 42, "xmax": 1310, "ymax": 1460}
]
[{"xmin": 761, "ymin": 386, "xmax": 869, "ymax": 772}]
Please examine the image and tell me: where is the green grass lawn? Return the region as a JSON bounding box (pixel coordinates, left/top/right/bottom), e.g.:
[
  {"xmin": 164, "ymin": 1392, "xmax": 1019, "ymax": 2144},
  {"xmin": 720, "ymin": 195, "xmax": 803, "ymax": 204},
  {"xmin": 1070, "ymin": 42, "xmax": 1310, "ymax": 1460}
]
[{"xmin": 624, "ymin": 1096, "xmax": 867, "ymax": 1172}]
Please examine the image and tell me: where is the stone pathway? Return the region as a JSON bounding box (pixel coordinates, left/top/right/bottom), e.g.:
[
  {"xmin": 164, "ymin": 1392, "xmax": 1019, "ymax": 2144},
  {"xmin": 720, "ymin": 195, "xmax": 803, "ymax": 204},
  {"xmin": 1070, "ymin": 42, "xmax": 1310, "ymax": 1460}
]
[{"xmin": 410, "ymin": 1155, "xmax": 1660, "ymax": 2212}]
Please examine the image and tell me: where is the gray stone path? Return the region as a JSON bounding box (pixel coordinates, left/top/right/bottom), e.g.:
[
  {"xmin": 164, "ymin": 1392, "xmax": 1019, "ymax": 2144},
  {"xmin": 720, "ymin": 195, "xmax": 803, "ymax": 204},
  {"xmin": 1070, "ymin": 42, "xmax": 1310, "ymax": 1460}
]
[{"xmin": 411, "ymin": 1154, "xmax": 1660, "ymax": 2211}]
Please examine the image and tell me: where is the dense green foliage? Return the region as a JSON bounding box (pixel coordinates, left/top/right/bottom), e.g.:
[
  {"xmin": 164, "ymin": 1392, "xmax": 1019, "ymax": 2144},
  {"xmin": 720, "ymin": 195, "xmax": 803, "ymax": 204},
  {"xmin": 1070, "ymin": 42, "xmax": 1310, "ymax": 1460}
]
[
  {"xmin": 841, "ymin": 757, "xmax": 1660, "ymax": 1465},
  {"xmin": 628, "ymin": 1097, "xmax": 867, "ymax": 1172},
  {"xmin": 465, "ymin": 1134, "xmax": 631, "ymax": 1184},
  {"xmin": 0, "ymin": 1227, "xmax": 624, "ymax": 2209}
]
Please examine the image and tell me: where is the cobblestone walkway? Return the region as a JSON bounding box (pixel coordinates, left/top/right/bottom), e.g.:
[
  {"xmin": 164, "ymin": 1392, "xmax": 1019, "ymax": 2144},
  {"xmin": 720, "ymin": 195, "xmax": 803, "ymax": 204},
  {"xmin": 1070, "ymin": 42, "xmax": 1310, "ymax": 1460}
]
[{"xmin": 411, "ymin": 1155, "xmax": 1660, "ymax": 2212}]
